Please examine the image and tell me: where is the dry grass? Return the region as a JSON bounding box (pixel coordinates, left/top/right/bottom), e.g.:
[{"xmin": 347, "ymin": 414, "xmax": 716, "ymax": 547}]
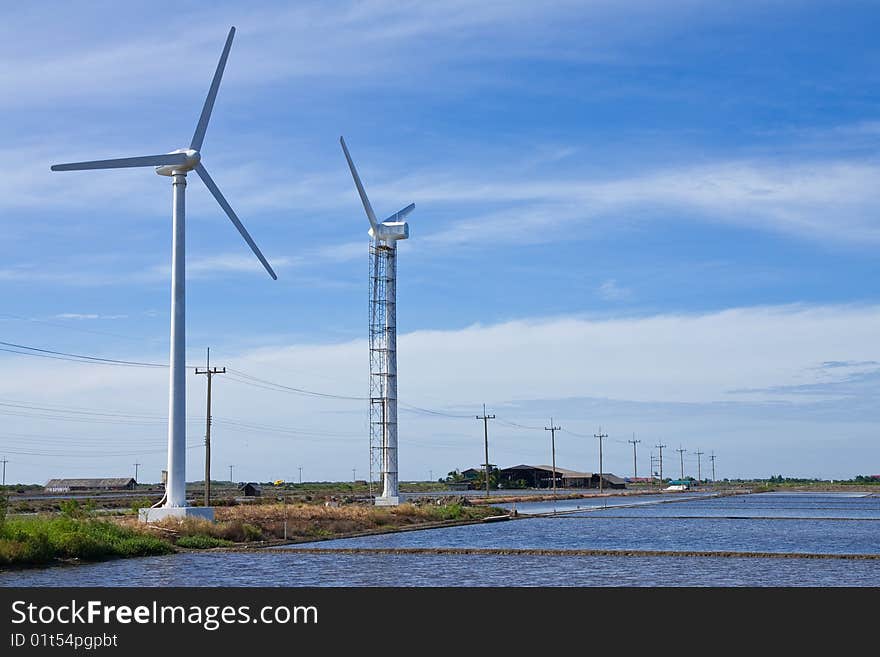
[{"xmin": 117, "ymin": 502, "xmax": 501, "ymax": 546}]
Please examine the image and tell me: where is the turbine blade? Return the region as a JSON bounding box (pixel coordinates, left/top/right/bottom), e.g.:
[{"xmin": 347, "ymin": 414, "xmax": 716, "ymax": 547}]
[
  {"xmin": 195, "ymin": 163, "xmax": 277, "ymax": 280},
  {"xmin": 383, "ymin": 202, "xmax": 415, "ymax": 223},
  {"xmin": 339, "ymin": 136, "xmax": 379, "ymax": 231},
  {"xmin": 50, "ymin": 153, "xmax": 188, "ymax": 171},
  {"xmin": 190, "ymin": 27, "xmax": 235, "ymax": 151}
]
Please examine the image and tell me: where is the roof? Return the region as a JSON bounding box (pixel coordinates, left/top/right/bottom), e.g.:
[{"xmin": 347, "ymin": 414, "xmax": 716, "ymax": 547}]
[
  {"xmin": 501, "ymin": 464, "xmax": 594, "ymax": 478},
  {"xmin": 500, "ymin": 465, "xmax": 624, "ymax": 482},
  {"xmin": 238, "ymin": 482, "xmax": 262, "ymax": 490},
  {"xmin": 45, "ymin": 478, "xmax": 135, "ymax": 488}
]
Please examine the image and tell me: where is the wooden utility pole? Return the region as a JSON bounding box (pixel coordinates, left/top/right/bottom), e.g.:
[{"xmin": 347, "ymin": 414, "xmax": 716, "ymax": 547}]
[
  {"xmin": 476, "ymin": 404, "xmax": 496, "ymax": 498},
  {"xmin": 229, "ymin": 464, "xmax": 234, "ymax": 484},
  {"xmin": 195, "ymin": 347, "xmax": 225, "ymax": 507},
  {"xmin": 676, "ymin": 446, "xmax": 687, "ymax": 480},
  {"xmin": 133, "ymin": 462, "xmax": 140, "ymax": 483},
  {"xmin": 695, "ymin": 449, "xmax": 704, "ymax": 483},
  {"xmin": 628, "ymin": 435, "xmax": 641, "ymax": 479},
  {"xmin": 545, "ymin": 418, "xmax": 561, "ymax": 495},
  {"xmin": 298, "ymin": 466, "xmax": 303, "ymax": 484},
  {"xmin": 0, "ymin": 457, "xmax": 7, "ymax": 487},
  {"xmin": 710, "ymin": 452, "xmax": 716, "ymax": 482},
  {"xmin": 594, "ymin": 428, "xmax": 608, "ymax": 497},
  {"xmin": 655, "ymin": 443, "xmax": 666, "ymax": 486}
]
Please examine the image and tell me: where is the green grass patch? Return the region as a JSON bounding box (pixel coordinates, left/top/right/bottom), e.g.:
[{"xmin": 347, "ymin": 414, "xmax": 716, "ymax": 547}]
[
  {"xmin": 175, "ymin": 535, "xmax": 234, "ymax": 549},
  {"xmin": 0, "ymin": 516, "xmax": 172, "ymax": 567}
]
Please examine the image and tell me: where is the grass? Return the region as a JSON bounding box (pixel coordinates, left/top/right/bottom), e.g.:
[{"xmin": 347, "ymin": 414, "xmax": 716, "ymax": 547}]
[
  {"xmin": 0, "ymin": 515, "xmax": 173, "ymax": 567},
  {"xmin": 175, "ymin": 535, "xmax": 234, "ymax": 549},
  {"xmin": 1, "ymin": 497, "xmax": 505, "ymax": 567},
  {"xmin": 208, "ymin": 501, "xmax": 503, "ymax": 541}
]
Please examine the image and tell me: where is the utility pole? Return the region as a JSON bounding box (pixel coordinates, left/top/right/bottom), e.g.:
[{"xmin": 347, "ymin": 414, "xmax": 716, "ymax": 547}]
[
  {"xmin": 545, "ymin": 418, "xmax": 561, "ymax": 495},
  {"xmin": 229, "ymin": 464, "xmax": 234, "ymax": 484},
  {"xmin": 710, "ymin": 452, "xmax": 716, "ymax": 483},
  {"xmin": 594, "ymin": 428, "xmax": 608, "ymax": 498},
  {"xmin": 695, "ymin": 449, "xmax": 704, "ymax": 483},
  {"xmin": 1, "ymin": 457, "xmax": 7, "ymax": 487},
  {"xmin": 298, "ymin": 466, "xmax": 303, "ymax": 485},
  {"xmin": 429, "ymin": 469, "xmax": 433, "ymax": 482},
  {"xmin": 628, "ymin": 435, "xmax": 641, "ymax": 479},
  {"xmin": 352, "ymin": 467, "xmax": 357, "ymax": 484},
  {"xmin": 676, "ymin": 446, "xmax": 686, "ymax": 480},
  {"xmin": 133, "ymin": 462, "xmax": 140, "ymax": 483},
  {"xmin": 195, "ymin": 347, "xmax": 225, "ymax": 507},
  {"xmin": 655, "ymin": 443, "xmax": 666, "ymax": 485},
  {"xmin": 476, "ymin": 404, "xmax": 496, "ymax": 498}
]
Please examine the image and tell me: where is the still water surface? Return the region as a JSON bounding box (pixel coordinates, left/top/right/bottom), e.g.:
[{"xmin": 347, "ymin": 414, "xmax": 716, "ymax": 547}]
[{"xmin": 3, "ymin": 492, "xmax": 878, "ymax": 586}]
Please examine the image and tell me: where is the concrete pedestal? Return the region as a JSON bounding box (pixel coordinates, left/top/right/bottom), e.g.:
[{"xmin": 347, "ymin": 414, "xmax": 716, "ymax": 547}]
[
  {"xmin": 138, "ymin": 506, "xmax": 215, "ymax": 523},
  {"xmin": 374, "ymin": 496, "xmax": 400, "ymax": 507}
]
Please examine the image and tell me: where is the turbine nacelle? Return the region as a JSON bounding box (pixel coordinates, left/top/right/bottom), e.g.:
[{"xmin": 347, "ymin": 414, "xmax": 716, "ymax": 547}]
[
  {"xmin": 155, "ymin": 149, "xmax": 201, "ymax": 176},
  {"xmin": 340, "ymin": 136, "xmax": 414, "ymax": 245},
  {"xmin": 371, "ymin": 221, "xmax": 409, "ymax": 242}
]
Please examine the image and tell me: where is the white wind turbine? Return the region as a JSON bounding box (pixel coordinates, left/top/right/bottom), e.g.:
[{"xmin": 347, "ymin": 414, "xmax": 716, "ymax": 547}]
[
  {"xmin": 340, "ymin": 136, "xmax": 413, "ymax": 506},
  {"xmin": 51, "ymin": 27, "xmax": 276, "ymax": 521}
]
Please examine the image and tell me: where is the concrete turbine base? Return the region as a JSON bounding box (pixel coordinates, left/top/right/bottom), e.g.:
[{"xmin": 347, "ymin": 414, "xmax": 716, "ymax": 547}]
[
  {"xmin": 374, "ymin": 496, "xmax": 400, "ymax": 507},
  {"xmin": 138, "ymin": 506, "xmax": 215, "ymax": 523}
]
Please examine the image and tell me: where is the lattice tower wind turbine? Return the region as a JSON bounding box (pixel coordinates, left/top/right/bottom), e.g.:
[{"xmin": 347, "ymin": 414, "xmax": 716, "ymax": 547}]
[{"xmin": 340, "ymin": 136, "xmax": 413, "ymax": 506}]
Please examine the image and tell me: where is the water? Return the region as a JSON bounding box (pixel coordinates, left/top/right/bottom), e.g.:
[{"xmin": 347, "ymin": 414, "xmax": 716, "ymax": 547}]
[{"xmin": 3, "ymin": 492, "xmax": 879, "ymax": 586}]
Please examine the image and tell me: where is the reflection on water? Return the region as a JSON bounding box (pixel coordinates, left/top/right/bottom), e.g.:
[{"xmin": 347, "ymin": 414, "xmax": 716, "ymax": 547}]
[{"xmin": 2, "ymin": 492, "xmax": 878, "ymax": 587}]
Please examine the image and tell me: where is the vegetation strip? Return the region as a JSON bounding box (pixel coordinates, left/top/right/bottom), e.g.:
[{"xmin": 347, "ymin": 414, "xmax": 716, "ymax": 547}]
[
  {"xmin": 545, "ymin": 515, "xmax": 880, "ymax": 521},
  {"xmin": 262, "ymin": 547, "xmax": 880, "ymax": 560}
]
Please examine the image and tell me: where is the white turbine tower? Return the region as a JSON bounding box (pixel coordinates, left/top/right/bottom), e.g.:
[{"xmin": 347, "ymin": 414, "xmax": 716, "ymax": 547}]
[
  {"xmin": 51, "ymin": 27, "xmax": 276, "ymax": 522},
  {"xmin": 340, "ymin": 136, "xmax": 413, "ymax": 506}
]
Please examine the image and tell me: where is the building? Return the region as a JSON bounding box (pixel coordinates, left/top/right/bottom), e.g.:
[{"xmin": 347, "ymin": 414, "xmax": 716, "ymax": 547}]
[
  {"xmin": 498, "ymin": 465, "xmax": 626, "ymax": 490},
  {"xmin": 239, "ymin": 482, "xmax": 262, "ymax": 497},
  {"xmin": 44, "ymin": 478, "xmax": 136, "ymax": 493}
]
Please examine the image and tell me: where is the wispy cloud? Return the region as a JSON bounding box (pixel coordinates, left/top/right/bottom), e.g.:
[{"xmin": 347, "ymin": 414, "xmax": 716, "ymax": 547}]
[
  {"xmin": 0, "ymin": 1, "xmax": 720, "ymax": 110},
  {"xmin": 597, "ymin": 279, "xmax": 631, "ymax": 301},
  {"xmin": 53, "ymin": 313, "xmax": 129, "ymax": 320}
]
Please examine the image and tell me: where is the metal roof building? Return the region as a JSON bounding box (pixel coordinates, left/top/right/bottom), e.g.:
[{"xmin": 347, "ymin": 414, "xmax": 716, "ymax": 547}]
[
  {"xmin": 45, "ymin": 478, "xmax": 137, "ymax": 493},
  {"xmin": 498, "ymin": 465, "xmax": 625, "ymax": 489}
]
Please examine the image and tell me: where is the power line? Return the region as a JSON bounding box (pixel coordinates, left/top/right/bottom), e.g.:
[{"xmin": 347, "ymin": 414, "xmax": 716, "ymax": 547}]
[{"xmin": 0, "ymin": 340, "xmax": 165, "ymax": 368}]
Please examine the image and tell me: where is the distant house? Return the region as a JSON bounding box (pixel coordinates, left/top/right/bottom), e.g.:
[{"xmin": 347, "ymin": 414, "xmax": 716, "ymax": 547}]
[
  {"xmin": 498, "ymin": 465, "xmax": 626, "ymax": 490},
  {"xmin": 665, "ymin": 479, "xmax": 692, "ymax": 491},
  {"xmin": 460, "ymin": 468, "xmax": 482, "ymax": 481},
  {"xmin": 45, "ymin": 478, "xmax": 136, "ymax": 493},
  {"xmin": 239, "ymin": 482, "xmax": 262, "ymax": 497}
]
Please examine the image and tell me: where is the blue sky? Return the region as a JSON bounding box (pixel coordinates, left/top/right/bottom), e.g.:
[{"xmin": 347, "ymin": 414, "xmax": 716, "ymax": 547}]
[{"xmin": 1, "ymin": 1, "xmax": 879, "ymax": 484}]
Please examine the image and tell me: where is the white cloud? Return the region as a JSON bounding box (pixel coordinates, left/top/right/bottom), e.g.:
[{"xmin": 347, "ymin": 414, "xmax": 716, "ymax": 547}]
[
  {"xmin": 2, "ymin": 302, "xmax": 879, "ymax": 483},
  {"xmin": 597, "ymin": 279, "xmax": 631, "ymax": 301},
  {"xmin": 53, "ymin": 313, "xmax": 129, "ymax": 320}
]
